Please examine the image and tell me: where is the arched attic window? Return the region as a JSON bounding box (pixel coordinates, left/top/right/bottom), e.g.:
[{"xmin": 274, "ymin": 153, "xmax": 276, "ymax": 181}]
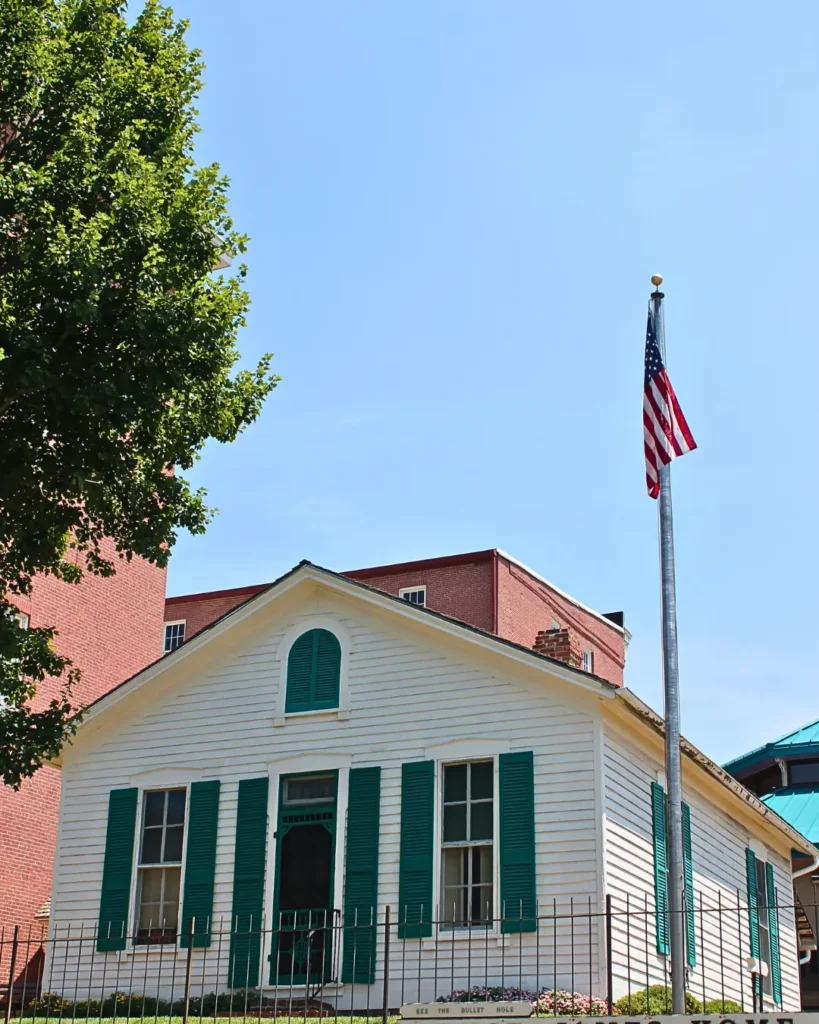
[{"xmin": 285, "ymin": 628, "xmax": 341, "ymax": 713}]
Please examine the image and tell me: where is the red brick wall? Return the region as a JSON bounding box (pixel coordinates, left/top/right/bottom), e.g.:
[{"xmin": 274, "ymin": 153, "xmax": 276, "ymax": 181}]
[
  {"xmin": 0, "ymin": 541, "xmax": 167, "ymax": 942},
  {"xmin": 165, "ymin": 553, "xmax": 625, "ymax": 686},
  {"xmin": 345, "ymin": 558, "xmax": 495, "ymax": 633},
  {"xmin": 496, "ymin": 556, "xmax": 625, "ymax": 685},
  {"xmin": 164, "ymin": 584, "xmax": 267, "ymax": 644}
]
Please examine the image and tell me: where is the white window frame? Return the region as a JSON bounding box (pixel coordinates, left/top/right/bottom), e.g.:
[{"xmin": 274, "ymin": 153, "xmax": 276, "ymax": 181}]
[
  {"xmin": 398, "ymin": 585, "xmax": 427, "ymax": 607},
  {"xmin": 582, "ymin": 649, "xmax": 594, "ymax": 673},
  {"xmin": 163, "ymin": 620, "xmax": 186, "ymax": 655},
  {"xmin": 12, "ymin": 610, "xmax": 30, "ymax": 630},
  {"xmin": 433, "ymin": 756, "xmax": 500, "ymax": 936},
  {"xmin": 128, "ymin": 785, "xmax": 191, "ymax": 949},
  {"xmin": 273, "ymin": 617, "xmax": 352, "ymax": 723}
]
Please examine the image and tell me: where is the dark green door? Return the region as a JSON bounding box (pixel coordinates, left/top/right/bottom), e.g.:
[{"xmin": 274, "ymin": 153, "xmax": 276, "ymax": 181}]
[{"xmin": 269, "ymin": 772, "xmax": 338, "ymax": 985}]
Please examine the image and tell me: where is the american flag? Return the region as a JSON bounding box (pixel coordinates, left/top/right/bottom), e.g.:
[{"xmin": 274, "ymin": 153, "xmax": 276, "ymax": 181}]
[{"xmin": 644, "ymin": 306, "xmax": 696, "ymax": 499}]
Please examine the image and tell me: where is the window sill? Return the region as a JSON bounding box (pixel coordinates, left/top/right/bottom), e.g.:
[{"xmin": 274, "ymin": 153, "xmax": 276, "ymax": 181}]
[
  {"xmin": 121, "ymin": 945, "xmax": 187, "ymax": 960},
  {"xmin": 273, "ymin": 709, "xmax": 351, "ymax": 727}
]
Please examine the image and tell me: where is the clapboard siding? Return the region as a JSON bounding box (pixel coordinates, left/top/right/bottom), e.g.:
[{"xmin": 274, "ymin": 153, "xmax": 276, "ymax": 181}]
[
  {"xmin": 602, "ymin": 721, "xmax": 800, "ymax": 1010},
  {"xmin": 49, "ymin": 596, "xmax": 602, "ymax": 1002}
]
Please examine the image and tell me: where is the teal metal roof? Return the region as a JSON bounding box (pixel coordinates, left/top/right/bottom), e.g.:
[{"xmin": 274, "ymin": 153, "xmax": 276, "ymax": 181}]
[
  {"xmin": 723, "ymin": 718, "xmax": 819, "ymax": 774},
  {"xmin": 761, "ymin": 786, "xmax": 819, "ymax": 845}
]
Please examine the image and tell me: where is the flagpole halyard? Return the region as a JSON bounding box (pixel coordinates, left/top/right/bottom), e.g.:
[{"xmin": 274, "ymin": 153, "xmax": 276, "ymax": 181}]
[{"xmin": 651, "ymin": 279, "xmax": 687, "ymax": 1015}]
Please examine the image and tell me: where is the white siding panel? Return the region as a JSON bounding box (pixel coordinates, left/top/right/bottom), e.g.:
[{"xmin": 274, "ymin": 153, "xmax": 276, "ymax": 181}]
[{"xmin": 602, "ymin": 721, "xmax": 800, "ymax": 1012}]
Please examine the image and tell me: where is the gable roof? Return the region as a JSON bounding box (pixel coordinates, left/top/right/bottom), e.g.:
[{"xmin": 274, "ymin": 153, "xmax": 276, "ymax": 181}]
[
  {"xmin": 723, "ymin": 717, "xmax": 819, "ymax": 775},
  {"xmin": 82, "ymin": 559, "xmax": 615, "ymax": 724}
]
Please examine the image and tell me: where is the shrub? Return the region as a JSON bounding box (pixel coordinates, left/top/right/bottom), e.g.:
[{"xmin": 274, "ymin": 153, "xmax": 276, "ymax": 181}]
[
  {"xmin": 704, "ymin": 999, "xmax": 743, "ymax": 1014},
  {"xmin": 614, "ymin": 985, "xmax": 702, "ymax": 1015}
]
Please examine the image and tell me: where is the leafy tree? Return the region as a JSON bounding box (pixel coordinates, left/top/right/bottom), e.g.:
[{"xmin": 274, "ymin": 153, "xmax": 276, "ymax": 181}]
[{"xmin": 0, "ymin": 0, "xmax": 277, "ymax": 788}]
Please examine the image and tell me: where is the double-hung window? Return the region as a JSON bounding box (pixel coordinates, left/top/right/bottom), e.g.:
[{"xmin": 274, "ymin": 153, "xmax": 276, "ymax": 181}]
[
  {"xmin": 441, "ymin": 760, "xmax": 494, "ymax": 927},
  {"xmin": 135, "ymin": 789, "xmax": 186, "ymax": 944}
]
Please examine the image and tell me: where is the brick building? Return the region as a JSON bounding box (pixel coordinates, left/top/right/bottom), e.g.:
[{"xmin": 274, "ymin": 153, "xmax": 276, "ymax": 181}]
[
  {"xmin": 164, "ymin": 549, "xmax": 628, "ymax": 686},
  {"xmin": 0, "ymin": 542, "xmax": 167, "ymax": 947}
]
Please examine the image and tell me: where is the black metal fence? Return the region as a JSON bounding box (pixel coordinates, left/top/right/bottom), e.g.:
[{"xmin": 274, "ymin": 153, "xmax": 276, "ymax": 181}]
[{"xmin": 0, "ymin": 896, "xmax": 807, "ymax": 1020}]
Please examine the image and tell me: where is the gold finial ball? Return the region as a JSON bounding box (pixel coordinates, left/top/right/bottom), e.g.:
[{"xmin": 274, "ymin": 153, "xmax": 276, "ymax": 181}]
[{"xmin": 651, "ymin": 274, "xmax": 664, "ymax": 287}]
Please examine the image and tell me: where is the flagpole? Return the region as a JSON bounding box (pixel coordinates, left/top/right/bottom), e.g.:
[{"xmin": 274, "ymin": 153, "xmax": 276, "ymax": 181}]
[{"xmin": 651, "ymin": 274, "xmax": 687, "ymax": 1014}]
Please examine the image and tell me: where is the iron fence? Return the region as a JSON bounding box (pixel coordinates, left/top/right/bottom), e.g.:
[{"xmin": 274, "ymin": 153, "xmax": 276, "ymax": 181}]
[{"xmin": 0, "ymin": 895, "xmax": 809, "ymax": 1020}]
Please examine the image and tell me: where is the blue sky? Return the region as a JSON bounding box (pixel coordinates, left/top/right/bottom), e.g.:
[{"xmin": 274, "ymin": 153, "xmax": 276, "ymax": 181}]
[{"xmin": 165, "ymin": 0, "xmax": 818, "ymax": 763}]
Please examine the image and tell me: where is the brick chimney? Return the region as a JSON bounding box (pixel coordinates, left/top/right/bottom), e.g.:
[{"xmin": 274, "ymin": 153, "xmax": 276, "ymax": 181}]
[{"xmin": 533, "ymin": 628, "xmax": 584, "ymax": 670}]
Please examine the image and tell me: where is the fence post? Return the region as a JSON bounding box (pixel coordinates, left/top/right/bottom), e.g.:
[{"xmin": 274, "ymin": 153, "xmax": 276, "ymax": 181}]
[
  {"xmin": 4, "ymin": 926, "xmax": 19, "ymax": 1024},
  {"xmin": 382, "ymin": 905, "xmax": 391, "ymax": 1024},
  {"xmin": 182, "ymin": 917, "xmax": 195, "ymax": 1024},
  {"xmin": 605, "ymin": 896, "xmax": 613, "ymax": 1015}
]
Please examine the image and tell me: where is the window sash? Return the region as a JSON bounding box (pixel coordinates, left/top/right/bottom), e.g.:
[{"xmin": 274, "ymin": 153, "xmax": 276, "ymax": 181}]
[
  {"xmin": 135, "ymin": 789, "xmax": 186, "ymax": 945},
  {"xmin": 440, "ymin": 760, "xmax": 495, "ymax": 928}
]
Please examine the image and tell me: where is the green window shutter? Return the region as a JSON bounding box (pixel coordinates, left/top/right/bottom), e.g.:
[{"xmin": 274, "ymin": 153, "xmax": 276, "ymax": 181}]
[
  {"xmin": 499, "ymin": 751, "xmax": 537, "ymax": 934},
  {"xmin": 229, "ymin": 777, "xmax": 269, "ymax": 987},
  {"xmin": 285, "ymin": 629, "xmax": 341, "ymax": 712},
  {"xmin": 97, "ymin": 787, "xmax": 138, "ymax": 952},
  {"xmin": 746, "ymin": 848, "xmax": 761, "ymax": 1004},
  {"xmin": 341, "ymin": 767, "xmax": 381, "ymax": 983},
  {"xmin": 314, "ymin": 629, "xmax": 342, "ymax": 707},
  {"xmin": 181, "ymin": 780, "xmax": 221, "ymax": 949},
  {"xmin": 682, "ymin": 802, "xmax": 696, "ymax": 967},
  {"xmin": 766, "ymin": 861, "xmax": 782, "ymax": 1005},
  {"xmin": 398, "ymin": 760, "xmax": 434, "ymax": 939},
  {"xmin": 651, "ymin": 781, "xmax": 669, "ymax": 955}
]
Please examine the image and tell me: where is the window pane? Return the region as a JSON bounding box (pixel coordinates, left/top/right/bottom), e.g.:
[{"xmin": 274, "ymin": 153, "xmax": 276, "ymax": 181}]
[
  {"xmin": 443, "ymin": 848, "xmax": 467, "ymax": 887},
  {"xmin": 443, "ymin": 887, "xmax": 468, "ymax": 925},
  {"xmin": 284, "ymin": 775, "xmax": 336, "ymax": 805},
  {"xmin": 163, "ymin": 866, "xmax": 181, "ymax": 904},
  {"xmin": 791, "ymin": 761, "xmax": 819, "ymax": 785},
  {"xmin": 444, "ymin": 764, "xmax": 467, "ymax": 803},
  {"xmin": 144, "ymin": 791, "xmax": 165, "ymax": 827},
  {"xmin": 443, "ymin": 803, "xmax": 467, "ymax": 842},
  {"xmin": 139, "ymin": 902, "xmax": 162, "ymax": 931},
  {"xmin": 470, "ymin": 802, "xmax": 493, "ymax": 841},
  {"xmin": 140, "ymin": 868, "xmax": 163, "ymax": 904},
  {"xmin": 163, "ymin": 825, "xmax": 184, "ymax": 863},
  {"xmin": 470, "ymin": 761, "xmax": 493, "ymax": 800},
  {"xmin": 141, "ymin": 828, "xmax": 163, "ymax": 864},
  {"xmin": 471, "ymin": 885, "xmax": 493, "ymax": 923},
  {"xmin": 166, "ymin": 790, "xmax": 186, "ymax": 825},
  {"xmin": 472, "ymin": 845, "xmax": 492, "ymax": 884}
]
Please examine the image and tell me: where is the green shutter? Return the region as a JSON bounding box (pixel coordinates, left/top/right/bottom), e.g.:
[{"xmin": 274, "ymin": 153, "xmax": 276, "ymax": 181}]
[
  {"xmin": 682, "ymin": 802, "xmax": 696, "ymax": 967},
  {"xmin": 499, "ymin": 751, "xmax": 537, "ymax": 934},
  {"xmin": 398, "ymin": 760, "xmax": 434, "ymax": 938},
  {"xmin": 229, "ymin": 777, "xmax": 268, "ymax": 987},
  {"xmin": 97, "ymin": 788, "xmax": 138, "ymax": 952},
  {"xmin": 651, "ymin": 782, "xmax": 669, "ymax": 955},
  {"xmin": 285, "ymin": 629, "xmax": 341, "ymax": 712},
  {"xmin": 746, "ymin": 848, "xmax": 761, "ymax": 1004},
  {"xmin": 766, "ymin": 861, "xmax": 782, "ymax": 1005},
  {"xmin": 181, "ymin": 780, "xmax": 221, "ymax": 948},
  {"xmin": 342, "ymin": 767, "xmax": 381, "ymax": 983},
  {"xmin": 314, "ymin": 630, "xmax": 342, "ymax": 707}
]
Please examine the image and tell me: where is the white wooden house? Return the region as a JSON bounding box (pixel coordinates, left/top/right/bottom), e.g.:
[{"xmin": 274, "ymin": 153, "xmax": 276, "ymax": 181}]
[{"xmin": 45, "ymin": 562, "xmax": 817, "ymax": 1012}]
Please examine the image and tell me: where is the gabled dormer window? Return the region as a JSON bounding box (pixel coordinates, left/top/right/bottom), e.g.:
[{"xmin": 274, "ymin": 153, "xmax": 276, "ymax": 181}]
[{"xmin": 285, "ymin": 628, "xmax": 341, "ymax": 713}]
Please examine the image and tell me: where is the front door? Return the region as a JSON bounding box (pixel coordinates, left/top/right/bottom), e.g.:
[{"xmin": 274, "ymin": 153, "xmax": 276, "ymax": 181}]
[{"xmin": 269, "ymin": 772, "xmax": 338, "ymax": 985}]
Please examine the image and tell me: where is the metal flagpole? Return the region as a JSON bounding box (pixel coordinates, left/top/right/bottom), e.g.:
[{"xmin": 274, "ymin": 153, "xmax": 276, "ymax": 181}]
[{"xmin": 650, "ymin": 274, "xmax": 687, "ymax": 1014}]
